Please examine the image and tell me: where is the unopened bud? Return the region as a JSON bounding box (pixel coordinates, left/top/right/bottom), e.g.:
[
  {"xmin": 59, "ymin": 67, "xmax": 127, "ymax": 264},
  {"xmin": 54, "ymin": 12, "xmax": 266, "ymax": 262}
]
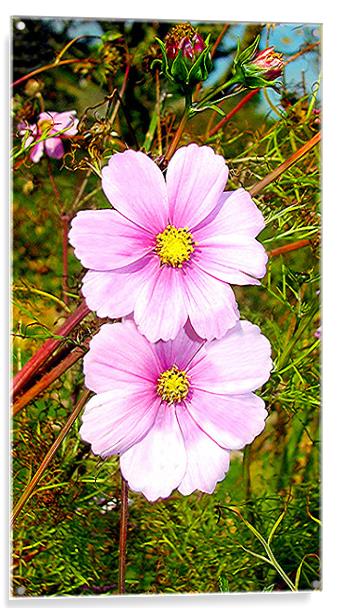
[
  {"xmin": 165, "ymin": 23, "xmax": 205, "ymax": 61},
  {"xmin": 24, "ymin": 79, "xmax": 42, "ymax": 97},
  {"xmin": 155, "ymin": 23, "xmax": 212, "ymax": 94},
  {"xmin": 248, "ymin": 46, "xmax": 284, "ymax": 81},
  {"xmin": 232, "ymin": 36, "xmax": 284, "ymax": 89}
]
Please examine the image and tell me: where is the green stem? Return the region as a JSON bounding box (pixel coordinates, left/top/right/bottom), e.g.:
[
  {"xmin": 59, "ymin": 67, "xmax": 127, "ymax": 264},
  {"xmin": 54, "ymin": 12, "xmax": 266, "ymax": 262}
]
[{"xmin": 196, "ymin": 76, "xmax": 240, "ymax": 107}]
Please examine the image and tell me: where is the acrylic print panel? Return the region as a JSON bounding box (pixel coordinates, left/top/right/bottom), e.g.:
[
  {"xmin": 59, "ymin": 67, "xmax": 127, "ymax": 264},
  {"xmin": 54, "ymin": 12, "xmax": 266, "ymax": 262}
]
[{"xmin": 11, "ymin": 17, "xmax": 321, "ymax": 597}]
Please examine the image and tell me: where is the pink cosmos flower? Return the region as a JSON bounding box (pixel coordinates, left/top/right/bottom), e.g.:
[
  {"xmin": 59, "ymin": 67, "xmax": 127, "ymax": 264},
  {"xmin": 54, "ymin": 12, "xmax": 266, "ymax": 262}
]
[
  {"xmin": 18, "ymin": 110, "xmax": 79, "ymax": 163},
  {"xmin": 80, "ymin": 318, "xmax": 272, "ymax": 501},
  {"xmin": 69, "ymin": 144, "xmax": 268, "ymax": 342}
]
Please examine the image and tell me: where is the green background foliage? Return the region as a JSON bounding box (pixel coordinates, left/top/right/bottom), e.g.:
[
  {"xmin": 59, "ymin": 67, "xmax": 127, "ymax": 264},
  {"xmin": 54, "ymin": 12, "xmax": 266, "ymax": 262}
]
[{"xmin": 11, "ymin": 18, "xmax": 320, "ymax": 596}]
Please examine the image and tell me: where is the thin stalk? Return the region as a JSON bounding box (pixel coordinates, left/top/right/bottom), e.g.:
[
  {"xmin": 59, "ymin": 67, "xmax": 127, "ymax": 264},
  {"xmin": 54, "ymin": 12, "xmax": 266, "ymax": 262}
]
[
  {"xmin": 13, "ymin": 345, "xmax": 87, "ymax": 416},
  {"xmin": 155, "ymin": 68, "xmax": 163, "ymax": 156},
  {"xmin": 211, "ymin": 24, "xmax": 230, "ymax": 59},
  {"xmin": 118, "ymin": 475, "xmax": 129, "ymax": 594},
  {"xmin": 268, "ymin": 239, "xmax": 311, "ymax": 258},
  {"xmin": 12, "ymin": 58, "xmax": 97, "ymax": 89},
  {"xmin": 13, "ymin": 285, "xmax": 70, "ymax": 312},
  {"xmin": 285, "ymin": 41, "xmax": 320, "ymax": 66},
  {"xmin": 71, "ymin": 170, "xmax": 92, "ymax": 214},
  {"xmin": 11, "ymin": 390, "xmax": 91, "ymax": 525},
  {"xmin": 46, "ymin": 160, "xmax": 70, "ymax": 305},
  {"xmin": 249, "ymin": 131, "xmax": 320, "ymax": 197},
  {"xmin": 164, "ymin": 103, "xmax": 190, "ymax": 164},
  {"xmin": 195, "ymin": 76, "xmax": 240, "ymax": 109},
  {"xmin": 109, "ymin": 62, "xmax": 130, "ymax": 128},
  {"xmin": 207, "ymin": 88, "xmax": 259, "ymax": 137},
  {"xmin": 12, "ymin": 300, "xmax": 90, "ymax": 398},
  {"xmin": 61, "ymin": 214, "xmax": 70, "ymax": 305}
]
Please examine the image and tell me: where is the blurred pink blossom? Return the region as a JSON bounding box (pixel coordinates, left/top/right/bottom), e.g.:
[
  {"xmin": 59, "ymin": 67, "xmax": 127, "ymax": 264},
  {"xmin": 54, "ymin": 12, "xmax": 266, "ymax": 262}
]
[{"xmin": 18, "ymin": 110, "xmax": 78, "ymax": 163}]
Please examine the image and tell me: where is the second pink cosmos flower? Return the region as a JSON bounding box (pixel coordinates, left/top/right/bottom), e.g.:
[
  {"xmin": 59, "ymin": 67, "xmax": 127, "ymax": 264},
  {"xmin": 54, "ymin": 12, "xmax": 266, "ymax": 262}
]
[
  {"xmin": 69, "ymin": 143, "xmax": 268, "ymax": 342},
  {"xmin": 19, "ymin": 110, "xmax": 79, "ymax": 163}
]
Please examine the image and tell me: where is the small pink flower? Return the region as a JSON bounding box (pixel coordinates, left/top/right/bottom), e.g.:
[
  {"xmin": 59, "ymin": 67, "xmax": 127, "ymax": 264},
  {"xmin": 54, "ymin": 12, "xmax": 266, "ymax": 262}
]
[
  {"xmin": 69, "ymin": 144, "xmax": 268, "ymax": 342},
  {"xmin": 80, "ymin": 318, "xmax": 272, "ymax": 501},
  {"xmin": 18, "ymin": 110, "xmax": 79, "ymax": 163}
]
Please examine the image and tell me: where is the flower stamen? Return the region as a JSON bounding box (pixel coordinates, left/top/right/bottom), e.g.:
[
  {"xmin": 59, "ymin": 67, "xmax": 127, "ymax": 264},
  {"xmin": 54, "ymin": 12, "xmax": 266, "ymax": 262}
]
[
  {"xmin": 157, "ymin": 365, "xmax": 190, "ymax": 404},
  {"xmin": 155, "ymin": 224, "xmax": 195, "ymax": 268}
]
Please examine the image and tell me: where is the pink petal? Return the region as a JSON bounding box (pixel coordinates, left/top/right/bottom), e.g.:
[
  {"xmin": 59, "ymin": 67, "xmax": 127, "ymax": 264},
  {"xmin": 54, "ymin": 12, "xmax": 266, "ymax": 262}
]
[
  {"xmin": 30, "ymin": 141, "xmax": 44, "ymax": 163},
  {"xmin": 134, "ymin": 265, "xmax": 188, "ymax": 342},
  {"xmin": 102, "ymin": 150, "xmax": 169, "ymax": 233},
  {"xmin": 81, "ymin": 255, "xmax": 158, "ymax": 319},
  {"xmin": 18, "ymin": 121, "xmax": 37, "ymax": 138},
  {"xmin": 195, "ymin": 189, "xmax": 266, "ymax": 237},
  {"xmin": 166, "ymin": 143, "xmax": 228, "ymax": 230},
  {"xmin": 176, "ymin": 406, "xmax": 230, "ymax": 495},
  {"xmin": 154, "ymin": 320, "xmax": 205, "ymax": 372},
  {"xmin": 189, "ymin": 320, "xmax": 272, "ymax": 395},
  {"xmin": 186, "ymin": 390, "xmax": 267, "ymax": 450},
  {"xmin": 195, "ymin": 237, "xmax": 268, "ymax": 284},
  {"xmin": 83, "ymin": 320, "xmax": 161, "ymax": 394},
  {"xmin": 69, "ymin": 210, "xmax": 153, "ymax": 270},
  {"xmin": 182, "ymin": 263, "xmax": 239, "ymax": 339},
  {"xmin": 80, "ymin": 389, "xmax": 160, "ymax": 456},
  {"xmin": 120, "ymin": 404, "xmax": 187, "ymax": 501},
  {"xmin": 193, "ymin": 188, "xmax": 268, "ymax": 284},
  {"xmin": 53, "ymin": 111, "xmax": 78, "ymax": 136},
  {"xmin": 40, "ymin": 110, "xmax": 78, "ymax": 136},
  {"xmin": 44, "ymin": 137, "xmax": 64, "ymax": 159}
]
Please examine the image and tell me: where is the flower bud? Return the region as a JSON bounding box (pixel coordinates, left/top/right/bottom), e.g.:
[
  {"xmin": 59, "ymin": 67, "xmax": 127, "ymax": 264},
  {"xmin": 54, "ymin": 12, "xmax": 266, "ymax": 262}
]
[
  {"xmin": 232, "ymin": 36, "xmax": 284, "ymax": 89},
  {"xmin": 155, "ymin": 23, "xmax": 212, "ymax": 94},
  {"xmin": 24, "ymin": 78, "xmax": 42, "ymax": 97},
  {"xmin": 248, "ymin": 46, "xmax": 284, "ymax": 81},
  {"xmin": 165, "ymin": 23, "xmax": 205, "ymax": 61}
]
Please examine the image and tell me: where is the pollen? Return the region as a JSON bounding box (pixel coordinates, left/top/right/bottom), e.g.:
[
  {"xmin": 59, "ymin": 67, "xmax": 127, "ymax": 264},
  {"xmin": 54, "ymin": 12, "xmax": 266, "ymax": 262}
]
[
  {"xmin": 155, "ymin": 224, "xmax": 195, "ymax": 268},
  {"xmin": 157, "ymin": 365, "xmax": 190, "ymax": 404}
]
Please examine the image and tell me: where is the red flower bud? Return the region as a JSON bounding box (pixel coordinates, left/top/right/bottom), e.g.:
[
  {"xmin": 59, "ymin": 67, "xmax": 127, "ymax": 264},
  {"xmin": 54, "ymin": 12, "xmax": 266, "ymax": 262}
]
[
  {"xmin": 250, "ymin": 46, "xmax": 284, "ymax": 80},
  {"xmin": 165, "ymin": 23, "xmax": 205, "ymax": 61}
]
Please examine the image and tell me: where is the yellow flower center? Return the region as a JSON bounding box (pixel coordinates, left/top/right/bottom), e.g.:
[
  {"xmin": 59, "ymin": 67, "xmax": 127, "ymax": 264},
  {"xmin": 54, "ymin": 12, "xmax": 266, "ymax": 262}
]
[
  {"xmin": 155, "ymin": 225, "xmax": 195, "ymax": 268},
  {"xmin": 37, "ymin": 119, "xmax": 53, "ymax": 133},
  {"xmin": 157, "ymin": 365, "xmax": 190, "ymax": 404}
]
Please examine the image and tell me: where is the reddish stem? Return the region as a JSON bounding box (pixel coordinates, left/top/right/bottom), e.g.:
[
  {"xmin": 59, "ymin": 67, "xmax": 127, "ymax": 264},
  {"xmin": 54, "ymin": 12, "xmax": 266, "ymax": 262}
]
[
  {"xmin": 268, "ymin": 239, "xmax": 311, "ymax": 258},
  {"xmin": 208, "ymin": 88, "xmax": 259, "ymax": 137},
  {"xmin": 13, "ymin": 345, "xmax": 86, "ymax": 416},
  {"xmin": 11, "ymin": 58, "xmax": 97, "ymax": 88},
  {"xmin": 164, "ymin": 109, "xmax": 189, "ymax": 164},
  {"xmin": 118, "ymin": 475, "xmax": 129, "ymax": 594},
  {"xmin": 12, "ymin": 300, "xmax": 90, "ymax": 399},
  {"xmin": 249, "ymin": 132, "xmax": 320, "ymax": 197}
]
